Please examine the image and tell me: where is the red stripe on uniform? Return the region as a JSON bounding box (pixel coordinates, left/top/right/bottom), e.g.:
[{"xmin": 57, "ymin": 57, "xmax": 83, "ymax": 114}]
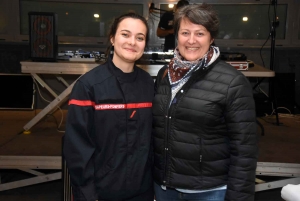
[
  {"xmin": 126, "ymin": 103, "xmax": 152, "ymax": 109},
  {"xmin": 69, "ymin": 99, "xmax": 95, "ymax": 106},
  {"xmin": 94, "ymin": 102, "xmax": 152, "ymax": 110},
  {"xmin": 69, "ymin": 100, "xmax": 152, "ymax": 110},
  {"xmin": 95, "ymin": 104, "xmax": 125, "ymax": 110}
]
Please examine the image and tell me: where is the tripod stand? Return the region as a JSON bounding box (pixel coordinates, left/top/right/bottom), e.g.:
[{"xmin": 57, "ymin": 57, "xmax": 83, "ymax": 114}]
[{"xmin": 269, "ymin": 0, "xmax": 280, "ymax": 125}]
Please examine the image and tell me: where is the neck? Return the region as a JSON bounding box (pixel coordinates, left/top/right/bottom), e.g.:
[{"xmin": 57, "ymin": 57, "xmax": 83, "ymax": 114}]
[{"xmin": 112, "ymin": 58, "xmax": 134, "ymax": 73}]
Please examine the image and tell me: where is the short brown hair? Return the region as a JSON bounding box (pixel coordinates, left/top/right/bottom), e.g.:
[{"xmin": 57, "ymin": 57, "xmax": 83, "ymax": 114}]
[{"xmin": 174, "ymin": 4, "xmax": 219, "ymax": 39}]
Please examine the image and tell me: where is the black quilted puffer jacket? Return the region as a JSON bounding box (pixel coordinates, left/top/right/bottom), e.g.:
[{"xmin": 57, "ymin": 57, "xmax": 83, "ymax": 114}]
[{"xmin": 153, "ymin": 58, "xmax": 258, "ymax": 201}]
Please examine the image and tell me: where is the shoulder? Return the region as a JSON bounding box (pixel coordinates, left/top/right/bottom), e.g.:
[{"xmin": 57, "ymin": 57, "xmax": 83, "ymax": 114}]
[
  {"xmin": 161, "ymin": 11, "xmax": 174, "ymax": 19},
  {"xmin": 136, "ymin": 66, "xmax": 154, "ymax": 86},
  {"xmin": 212, "ymin": 59, "xmax": 244, "ymax": 77},
  {"xmin": 154, "ymin": 65, "xmax": 168, "ymax": 93},
  {"xmin": 206, "ymin": 59, "xmax": 250, "ymax": 87},
  {"xmin": 78, "ymin": 62, "xmax": 113, "ymax": 87},
  {"xmin": 157, "ymin": 65, "xmax": 168, "ymax": 80}
]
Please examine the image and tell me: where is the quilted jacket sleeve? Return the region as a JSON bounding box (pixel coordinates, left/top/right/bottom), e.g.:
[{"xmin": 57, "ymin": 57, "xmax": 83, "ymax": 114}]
[
  {"xmin": 63, "ymin": 80, "xmax": 97, "ymax": 201},
  {"xmin": 154, "ymin": 65, "xmax": 168, "ymax": 94},
  {"xmin": 224, "ymin": 74, "xmax": 258, "ymax": 201}
]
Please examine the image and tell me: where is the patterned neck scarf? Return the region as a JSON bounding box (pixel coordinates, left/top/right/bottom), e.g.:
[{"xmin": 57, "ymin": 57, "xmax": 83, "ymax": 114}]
[{"xmin": 168, "ymin": 46, "xmax": 220, "ymax": 86}]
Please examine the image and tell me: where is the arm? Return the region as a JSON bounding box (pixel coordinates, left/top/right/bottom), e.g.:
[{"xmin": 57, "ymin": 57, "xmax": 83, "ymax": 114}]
[
  {"xmin": 156, "ymin": 12, "xmax": 174, "ymax": 38},
  {"xmin": 156, "ymin": 27, "xmax": 174, "ymax": 38},
  {"xmin": 63, "ymin": 80, "xmax": 97, "ymax": 201},
  {"xmin": 224, "ymin": 75, "xmax": 258, "ymax": 201}
]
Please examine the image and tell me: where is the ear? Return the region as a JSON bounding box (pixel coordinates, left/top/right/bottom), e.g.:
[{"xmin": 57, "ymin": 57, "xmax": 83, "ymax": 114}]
[
  {"xmin": 110, "ymin": 37, "xmax": 114, "ymax": 46},
  {"xmin": 210, "ymin": 38, "xmax": 214, "ymax": 44}
]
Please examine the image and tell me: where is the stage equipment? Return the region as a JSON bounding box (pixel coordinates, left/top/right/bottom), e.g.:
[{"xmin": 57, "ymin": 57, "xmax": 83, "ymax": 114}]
[
  {"xmin": 29, "ymin": 12, "xmax": 58, "ymax": 61},
  {"xmin": 226, "ymin": 61, "xmax": 249, "ymax": 70},
  {"xmin": 269, "ymin": 0, "xmax": 280, "ymax": 124},
  {"xmin": 220, "ymin": 52, "xmax": 249, "ymax": 70}
]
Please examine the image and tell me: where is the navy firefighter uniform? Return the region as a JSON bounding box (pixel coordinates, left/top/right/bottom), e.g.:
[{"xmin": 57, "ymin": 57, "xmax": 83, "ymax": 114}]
[{"xmin": 63, "ymin": 57, "xmax": 154, "ymax": 201}]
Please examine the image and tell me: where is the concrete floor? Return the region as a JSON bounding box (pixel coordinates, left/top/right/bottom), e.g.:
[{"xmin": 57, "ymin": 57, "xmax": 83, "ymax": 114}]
[{"xmin": 0, "ymin": 109, "xmax": 300, "ymax": 201}]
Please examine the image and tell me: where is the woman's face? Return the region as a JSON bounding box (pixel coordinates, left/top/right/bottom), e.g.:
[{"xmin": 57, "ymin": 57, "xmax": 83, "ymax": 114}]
[
  {"xmin": 110, "ymin": 18, "xmax": 147, "ymax": 66},
  {"xmin": 177, "ymin": 18, "xmax": 213, "ymax": 61}
]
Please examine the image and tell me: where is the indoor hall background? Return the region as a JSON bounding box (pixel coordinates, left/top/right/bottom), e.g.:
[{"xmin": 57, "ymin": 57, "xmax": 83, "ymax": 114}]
[{"xmin": 0, "ymin": 0, "xmax": 300, "ymax": 200}]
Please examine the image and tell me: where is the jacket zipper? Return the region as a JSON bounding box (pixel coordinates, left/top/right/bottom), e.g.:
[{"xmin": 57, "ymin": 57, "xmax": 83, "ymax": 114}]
[
  {"xmin": 199, "ymin": 138, "xmax": 203, "ymax": 185},
  {"xmin": 115, "ymin": 78, "xmax": 130, "ymax": 180},
  {"xmin": 163, "ymin": 66, "xmax": 208, "ymax": 185},
  {"xmin": 163, "ymin": 87, "xmax": 172, "ymax": 185}
]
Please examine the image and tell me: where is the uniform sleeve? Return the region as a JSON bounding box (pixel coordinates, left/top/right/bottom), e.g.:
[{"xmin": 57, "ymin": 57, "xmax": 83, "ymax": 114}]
[
  {"xmin": 63, "ymin": 80, "xmax": 97, "ymax": 201},
  {"xmin": 224, "ymin": 74, "xmax": 258, "ymax": 201}
]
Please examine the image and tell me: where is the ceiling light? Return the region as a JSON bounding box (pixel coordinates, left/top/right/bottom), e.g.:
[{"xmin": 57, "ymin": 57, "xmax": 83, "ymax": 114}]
[
  {"xmin": 243, "ymin": 17, "xmax": 248, "ymax": 22},
  {"xmin": 169, "ymin": 4, "xmax": 174, "ymax": 8}
]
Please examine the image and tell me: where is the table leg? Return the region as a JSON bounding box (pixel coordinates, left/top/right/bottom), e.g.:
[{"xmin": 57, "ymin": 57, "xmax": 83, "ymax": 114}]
[{"xmin": 23, "ymin": 81, "xmax": 76, "ymax": 131}]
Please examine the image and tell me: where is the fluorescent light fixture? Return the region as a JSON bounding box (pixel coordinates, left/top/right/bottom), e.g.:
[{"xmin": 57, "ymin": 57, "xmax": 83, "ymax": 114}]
[{"xmin": 94, "ymin": 14, "xmax": 100, "ymax": 18}]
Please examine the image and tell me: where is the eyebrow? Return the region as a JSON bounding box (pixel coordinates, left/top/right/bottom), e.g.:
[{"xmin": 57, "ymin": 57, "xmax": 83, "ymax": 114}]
[
  {"xmin": 180, "ymin": 29, "xmax": 206, "ymax": 32},
  {"xmin": 120, "ymin": 29, "xmax": 146, "ymax": 37}
]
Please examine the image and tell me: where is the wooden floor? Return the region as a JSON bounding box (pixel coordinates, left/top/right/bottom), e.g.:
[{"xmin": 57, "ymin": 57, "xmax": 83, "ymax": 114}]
[
  {"xmin": 0, "ymin": 109, "xmax": 299, "ymax": 200},
  {"xmin": 0, "ymin": 109, "xmax": 65, "ymax": 156}
]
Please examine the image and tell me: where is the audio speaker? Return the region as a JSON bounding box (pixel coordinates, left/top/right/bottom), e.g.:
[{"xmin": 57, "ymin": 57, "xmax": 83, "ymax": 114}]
[{"xmin": 29, "ymin": 12, "xmax": 57, "ymax": 61}]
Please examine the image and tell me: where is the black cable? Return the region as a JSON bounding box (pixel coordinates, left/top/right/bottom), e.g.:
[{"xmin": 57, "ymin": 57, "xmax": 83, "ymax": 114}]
[
  {"xmin": 259, "ymin": 35, "xmax": 270, "ymax": 68},
  {"xmin": 0, "ymin": 130, "xmax": 23, "ymax": 149},
  {"xmin": 270, "ymin": 0, "xmax": 278, "ymax": 71},
  {"xmin": 259, "ymin": 3, "xmax": 272, "ymax": 68},
  {"xmin": 258, "ymin": 117, "xmax": 276, "ymax": 124},
  {"xmin": 45, "ymin": 113, "xmax": 65, "ymax": 132}
]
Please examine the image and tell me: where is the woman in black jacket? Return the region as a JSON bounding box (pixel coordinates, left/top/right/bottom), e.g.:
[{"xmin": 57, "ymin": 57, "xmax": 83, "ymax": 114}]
[
  {"xmin": 63, "ymin": 13, "xmax": 154, "ymax": 201},
  {"xmin": 153, "ymin": 4, "xmax": 258, "ymax": 201}
]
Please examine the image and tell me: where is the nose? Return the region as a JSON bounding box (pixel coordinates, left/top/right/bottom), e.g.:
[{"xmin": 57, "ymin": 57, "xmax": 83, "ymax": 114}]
[
  {"xmin": 187, "ymin": 34, "xmax": 196, "ymax": 44},
  {"xmin": 128, "ymin": 36, "xmax": 136, "ymax": 46}
]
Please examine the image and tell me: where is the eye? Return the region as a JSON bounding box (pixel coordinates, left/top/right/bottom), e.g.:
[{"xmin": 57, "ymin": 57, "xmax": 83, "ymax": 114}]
[
  {"xmin": 136, "ymin": 36, "xmax": 145, "ymax": 41},
  {"xmin": 181, "ymin": 31, "xmax": 189, "ymax": 36},
  {"xmin": 121, "ymin": 33, "xmax": 129, "ymax": 37},
  {"xmin": 197, "ymin": 32, "xmax": 204, "ymax": 36}
]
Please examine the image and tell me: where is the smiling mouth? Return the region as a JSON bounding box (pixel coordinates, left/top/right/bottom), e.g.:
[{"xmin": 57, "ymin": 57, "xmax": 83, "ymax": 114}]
[
  {"xmin": 186, "ymin": 47, "xmax": 199, "ymax": 51},
  {"xmin": 125, "ymin": 48, "xmax": 136, "ymax": 52}
]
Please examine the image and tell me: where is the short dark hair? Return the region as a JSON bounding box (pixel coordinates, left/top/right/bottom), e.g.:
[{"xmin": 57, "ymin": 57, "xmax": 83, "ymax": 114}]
[
  {"xmin": 174, "ymin": 3, "xmax": 219, "ymax": 39},
  {"xmin": 176, "ymin": 0, "xmax": 189, "ymax": 10},
  {"xmin": 106, "ymin": 12, "xmax": 149, "ymax": 57}
]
